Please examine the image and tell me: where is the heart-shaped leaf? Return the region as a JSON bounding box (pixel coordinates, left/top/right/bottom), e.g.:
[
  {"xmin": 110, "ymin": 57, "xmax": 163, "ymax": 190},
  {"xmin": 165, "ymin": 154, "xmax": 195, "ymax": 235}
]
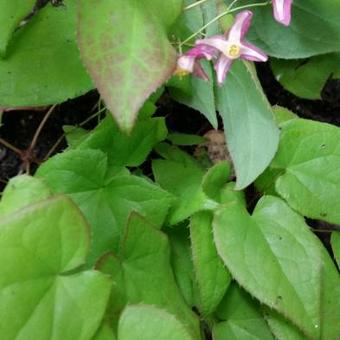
[
  {"xmin": 214, "ymin": 196, "xmax": 323, "ymax": 338},
  {"xmin": 260, "ymin": 118, "xmax": 340, "ymax": 225},
  {"xmin": 36, "ymin": 149, "xmax": 173, "ymax": 264},
  {"xmin": 0, "ymin": 0, "xmax": 93, "ymax": 107},
  {"xmin": 0, "ymin": 177, "xmax": 111, "ymax": 340},
  {"xmin": 118, "ymin": 305, "xmax": 193, "ymax": 340},
  {"xmin": 77, "ymin": 0, "xmax": 182, "ymax": 131},
  {"xmin": 98, "ymin": 213, "xmax": 200, "ymax": 339}
]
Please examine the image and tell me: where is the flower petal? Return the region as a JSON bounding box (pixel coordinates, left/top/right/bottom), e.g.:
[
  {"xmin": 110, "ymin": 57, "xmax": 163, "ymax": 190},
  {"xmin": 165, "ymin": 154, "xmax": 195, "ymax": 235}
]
[
  {"xmin": 240, "ymin": 41, "xmax": 268, "ymax": 62},
  {"xmin": 187, "ymin": 43, "xmax": 219, "ymax": 60},
  {"xmin": 177, "ymin": 55, "xmax": 195, "ymax": 73},
  {"xmin": 196, "ymin": 35, "xmax": 228, "ymax": 55},
  {"xmin": 214, "ymin": 55, "xmax": 233, "ymax": 85},
  {"xmin": 272, "ymin": 0, "xmax": 293, "ymax": 26},
  {"xmin": 227, "ymin": 10, "xmax": 253, "ymax": 43}
]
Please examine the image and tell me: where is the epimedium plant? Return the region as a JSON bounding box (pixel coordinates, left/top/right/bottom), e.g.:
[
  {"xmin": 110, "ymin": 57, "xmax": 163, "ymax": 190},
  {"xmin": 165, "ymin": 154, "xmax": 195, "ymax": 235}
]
[{"xmin": 0, "ymin": 0, "xmax": 340, "ymax": 340}]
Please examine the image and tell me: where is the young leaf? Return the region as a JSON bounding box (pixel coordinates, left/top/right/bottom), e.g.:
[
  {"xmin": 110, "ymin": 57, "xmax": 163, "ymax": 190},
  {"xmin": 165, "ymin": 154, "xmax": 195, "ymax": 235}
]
[
  {"xmin": 168, "ymin": 61, "xmax": 218, "ymax": 128},
  {"xmin": 271, "ymin": 54, "xmax": 340, "ymax": 100},
  {"xmin": 75, "ymin": 115, "xmax": 167, "ymax": 167},
  {"xmin": 201, "ymin": 161, "xmax": 231, "ymax": 202},
  {"xmin": 213, "ymin": 284, "xmax": 274, "ymax": 340},
  {"xmin": 216, "ymin": 61, "xmax": 279, "ymax": 189},
  {"xmin": 0, "ymin": 0, "xmax": 36, "ymax": 56},
  {"xmin": 0, "ymin": 0, "xmax": 93, "ymax": 107},
  {"xmin": 0, "ymin": 190, "xmax": 111, "ymax": 340},
  {"xmin": 190, "ymin": 211, "xmax": 231, "ymax": 316},
  {"xmin": 152, "ymin": 153, "xmax": 216, "ymax": 224},
  {"xmin": 248, "ymin": 0, "xmax": 340, "ymax": 58},
  {"xmin": 263, "ymin": 118, "xmax": 340, "ymax": 225},
  {"xmin": 213, "ymin": 196, "xmax": 323, "ymax": 338},
  {"xmin": 77, "ymin": 0, "xmax": 182, "ymax": 131},
  {"xmin": 36, "ymin": 149, "xmax": 173, "ymax": 263},
  {"xmin": 98, "ymin": 213, "xmax": 201, "ymax": 339},
  {"xmin": 118, "ymin": 305, "xmax": 193, "ymax": 340}
]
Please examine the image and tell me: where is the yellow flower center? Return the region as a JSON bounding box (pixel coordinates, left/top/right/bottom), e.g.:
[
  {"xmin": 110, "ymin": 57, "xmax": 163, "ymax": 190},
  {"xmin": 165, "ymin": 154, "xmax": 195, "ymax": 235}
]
[
  {"xmin": 174, "ymin": 67, "xmax": 190, "ymax": 78},
  {"xmin": 226, "ymin": 44, "xmax": 241, "ymax": 59}
]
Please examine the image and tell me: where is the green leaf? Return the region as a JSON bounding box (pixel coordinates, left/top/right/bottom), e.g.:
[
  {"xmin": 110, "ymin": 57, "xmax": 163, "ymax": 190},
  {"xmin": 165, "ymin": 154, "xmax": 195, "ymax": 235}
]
[
  {"xmin": 190, "ymin": 211, "xmax": 231, "ymax": 316},
  {"xmin": 0, "ymin": 188, "xmax": 111, "ymax": 340},
  {"xmin": 248, "ymin": 0, "xmax": 340, "ymax": 58},
  {"xmin": 0, "ymin": 175, "xmax": 51, "ymax": 216},
  {"xmin": 98, "ymin": 214, "xmax": 200, "ymax": 339},
  {"xmin": 78, "ymin": 0, "xmax": 182, "ymax": 131},
  {"xmin": 271, "ymin": 54, "xmax": 340, "ymax": 100},
  {"xmin": 263, "ymin": 309, "xmax": 306, "ymax": 340},
  {"xmin": 167, "ymin": 132, "xmax": 206, "ymax": 146},
  {"xmin": 167, "ymin": 224, "xmax": 196, "ymax": 307},
  {"xmin": 0, "ymin": 0, "xmax": 92, "ymax": 107},
  {"xmin": 118, "ymin": 305, "xmax": 193, "ymax": 340},
  {"xmin": 216, "ymin": 61, "xmax": 279, "ymax": 189},
  {"xmin": 213, "ymin": 284, "xmax": 274, "ymax": 340},
  {"xmin": 93, "ymin": 324, "xmax": 116, "ymax": 340},
  {"xmin": 152, "ymin": 152, "xmax": 216, "ymax": 224},
  {"xmin": 74, "ymin": 115, "xmax": 167, "ymax": 167},
  {"xmin": 168, "ymin": 61, "xmax": 218, "ymax": 128},
  {"xmin": 202, "ymin": 161, "xmax": 231, "ymax": 202},
  {"xmin": 36, "ymin": 149, "xmax": 173, "ymax": 263},
  {"xmin": 264, "ymin": 118, "xmax": 340, "ymax": 225},
  {"xmin": 0, "ymin": 0, "xmax": 35, "ymax": 56},
  {"xmin": 272, "ymin": 105, "xmax": 297, "ymax": 126},
  {"xmin": 213, "ymin": 196, "xmax": 323, "ymax": 338}
]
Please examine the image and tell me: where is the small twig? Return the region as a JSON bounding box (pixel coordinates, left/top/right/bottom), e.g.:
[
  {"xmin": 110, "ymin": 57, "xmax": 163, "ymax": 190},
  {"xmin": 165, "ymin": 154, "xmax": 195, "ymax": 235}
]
[
  {"xmin": 29, "ymin": 104, "xmax": 57, "ymax": 152},
  {"xmin": 180, "ymin": 1, "xmax": 269, "ymax": 47},
  {"xmin": 0, "ymin": 138, "xmax": 22, "ymax": 154}
]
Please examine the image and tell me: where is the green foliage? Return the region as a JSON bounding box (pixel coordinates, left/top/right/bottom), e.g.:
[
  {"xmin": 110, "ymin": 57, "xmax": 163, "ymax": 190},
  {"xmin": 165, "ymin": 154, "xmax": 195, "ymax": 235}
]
[
  {"xmin": 249, "ymin": 0, "xmax": 340, "ymax": 58},
  {"xmin": 0, "ymin": 0, "xmax": 36, "ymax": 56},
  {"xmin": 0, "ymin": 0, "xmax": 93, "ymax": 107},
  {"xmin": 216, "ymin": 61, "xmax": 279, "ymax": 189},
  {"xmin": 36, "ymin": 149, "xmax": 173, "ymax": 264},
  {"xmin": 1, "ymin": 1, "xmax": 340, "ymax": 339},
  {"xmin": 271, "ymin": 54, "xmax": 340, "ymax": 100},
  {"xmin": 0, "ymin": 176, "xmax": 111, "ymax": 340},
  {"xmin": 118, "ymin": 305, "xmax": 193, "ymax": 340},
  {"xmin": 77, "ymin": 0, "xmax": 182, "ymax": 131}
]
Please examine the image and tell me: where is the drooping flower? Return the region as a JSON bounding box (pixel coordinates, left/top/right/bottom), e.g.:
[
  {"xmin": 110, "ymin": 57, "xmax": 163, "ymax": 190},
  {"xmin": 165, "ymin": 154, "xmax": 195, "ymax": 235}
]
[
  {"xmin": 175, "ymin": 44, "xmax": 218, "ymax": 80},
  {"xmin": 272, "ymin": 0, "xmax": 293, "ymax": 26},
  {"xmin": 196, "ymin": 10, "xmax": 267, "ymax": 85}
]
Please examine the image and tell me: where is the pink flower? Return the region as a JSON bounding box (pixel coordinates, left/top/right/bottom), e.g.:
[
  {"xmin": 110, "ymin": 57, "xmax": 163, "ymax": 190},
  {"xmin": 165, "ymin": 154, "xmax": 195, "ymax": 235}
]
[
  {"xmin": 196, "ymin": 10, "xmax": 267, "ymax": 85},
  {"xmin": 175, "ymin": 44, "xmax": 218, "ymax": 80},
  {"xmin": 272, "ymin": 0, "xmax": 293, "ymax": 26}
]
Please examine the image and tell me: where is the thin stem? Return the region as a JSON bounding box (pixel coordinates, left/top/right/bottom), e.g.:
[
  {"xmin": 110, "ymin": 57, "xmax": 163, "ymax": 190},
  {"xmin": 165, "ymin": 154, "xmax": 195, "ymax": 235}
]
[
  {"xmin": 180, "ymin": 1, "xmax": 269, "ymax": 46},
  {"xmin": 29, "ymin": 104, "xmax": 57, "ymax": 152},
  {"xmin": 0, "ymin": 138, "xmax": 22, "ymax": 154},
  {"xmin": 184, "ymin": 0, "xmax": 211, "ymax": 11}
]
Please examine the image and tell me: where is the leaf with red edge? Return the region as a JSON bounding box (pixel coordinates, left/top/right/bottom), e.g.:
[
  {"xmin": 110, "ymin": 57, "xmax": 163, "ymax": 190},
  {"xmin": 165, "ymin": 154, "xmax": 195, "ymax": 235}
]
[{"xmin": 77, "ymin": 0, "xmax": 183, "ymax": 132}]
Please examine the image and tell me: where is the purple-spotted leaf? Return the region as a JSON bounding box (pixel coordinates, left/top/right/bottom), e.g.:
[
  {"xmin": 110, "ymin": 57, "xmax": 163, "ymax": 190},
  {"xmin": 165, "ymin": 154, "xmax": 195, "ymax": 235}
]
[{"xmin": 77, "ymin": 0, "xmax": 182, "ymax": 131}]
